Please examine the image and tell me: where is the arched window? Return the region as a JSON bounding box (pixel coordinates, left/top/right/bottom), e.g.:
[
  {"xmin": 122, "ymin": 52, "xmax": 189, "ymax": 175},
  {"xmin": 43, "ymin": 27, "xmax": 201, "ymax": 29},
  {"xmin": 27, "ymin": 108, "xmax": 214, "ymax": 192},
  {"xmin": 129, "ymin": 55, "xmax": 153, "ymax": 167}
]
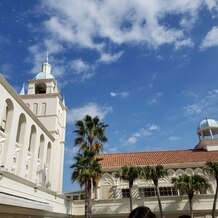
[
  {"xmin": 14, "ymin": 113, "xmax": 26, "ymax": 175},
  {"xmin": 0, "ymin": 99, "xmax": 14, "ymax": 166},
  {"xmin": 35, "ymin": 82, "xmax": 46, "ymax": 94},
  {"xmin": 28, "ymin": 125, "xmax": 36, "ymax": 152},
  {"xmin": 1, "ymin": 99, "xmax": 14, "ymax": 133},
  {"xmin": 38, "ymin": 134, "xmax": 45, "ymax": 159},
  {"xmin": 41, "ymin": 103, "xmax": 46, "ymax": 115},
  {"xmin": 33, "ymin": 103, "xmax": 38, "ymax": 115},
  {"xmin": 26, "ymin": 125, "xmax": 37, "ymax": 180},
  {"xmin": 16, "ymin": 114, "xmax": 26, "ymax": 145},
  {"xmin": 1, "ymin": 103, "xmax": 8, "ymax": 132},
  {"xmin": 36, "ymin": 134, "xmax": 45, "ymax": 185},
  {"xmin": 45, "ymin": 142, "xmax": 52, "ymax": 188}
]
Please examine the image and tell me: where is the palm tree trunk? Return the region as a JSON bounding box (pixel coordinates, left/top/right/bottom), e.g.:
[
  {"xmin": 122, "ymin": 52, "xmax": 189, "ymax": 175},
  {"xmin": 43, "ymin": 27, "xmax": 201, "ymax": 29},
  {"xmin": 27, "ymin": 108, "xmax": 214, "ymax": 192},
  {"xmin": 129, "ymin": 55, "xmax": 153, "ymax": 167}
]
[
  {"xmin": 85, "ymin": 181, "xmax": 89, "ymax": 218},
  {"xmin": 188, "ymin": 195, "xmax": 193, "ymax": 218},
  {"xmin": 87, "ymin": 180, "xmax": 92, "ymax": 218},
  {"xmin": 129, "ymin": 186, "xmax": 133, "ymax": 212},
  {"xmin": 155, "ymin": 185, "xmax": 163, "ymax": 218},
  {"xmin": 84, "ymin": 180, "xmax": 92, "ymax": 218},
  {"xmin": 212, "ymin": 179, "xmax": 218, "ymax": 218}
]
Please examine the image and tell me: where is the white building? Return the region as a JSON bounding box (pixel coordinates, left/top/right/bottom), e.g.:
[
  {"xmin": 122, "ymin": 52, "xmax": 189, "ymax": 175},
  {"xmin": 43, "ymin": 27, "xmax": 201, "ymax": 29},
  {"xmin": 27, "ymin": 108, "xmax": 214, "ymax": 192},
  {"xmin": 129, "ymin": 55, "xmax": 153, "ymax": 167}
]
[
  {"xmin": 0, "ymin": 59, "xmax": 70, "ymax": 217},
  {"xmin": 70, "ymin": 118, "xmax": 218, "ymax": 218},
  {"xmin": 1, "ymin": 58, "xmax": 218, "ymax": 218}
]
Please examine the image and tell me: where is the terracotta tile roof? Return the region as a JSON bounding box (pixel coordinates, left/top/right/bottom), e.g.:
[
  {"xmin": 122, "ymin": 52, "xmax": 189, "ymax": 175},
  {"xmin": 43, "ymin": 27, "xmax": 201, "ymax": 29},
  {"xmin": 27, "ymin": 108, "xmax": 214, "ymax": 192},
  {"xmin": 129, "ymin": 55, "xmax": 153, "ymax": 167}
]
[{"xmin": 97, "ymin": 149, "xmax": 218, "ymax": 168}]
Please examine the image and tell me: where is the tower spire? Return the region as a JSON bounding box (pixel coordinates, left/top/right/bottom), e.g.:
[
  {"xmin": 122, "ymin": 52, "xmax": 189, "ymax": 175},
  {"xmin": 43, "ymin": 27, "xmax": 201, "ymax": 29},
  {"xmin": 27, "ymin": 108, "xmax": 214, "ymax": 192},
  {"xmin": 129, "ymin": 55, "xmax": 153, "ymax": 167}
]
[
  {"xmin": 41, "ymin": 51, "xmax": 51, "ymax": 74},
  {"xmin": 46, "ymin": 50, "xmax": 49, "ymax": 63}
]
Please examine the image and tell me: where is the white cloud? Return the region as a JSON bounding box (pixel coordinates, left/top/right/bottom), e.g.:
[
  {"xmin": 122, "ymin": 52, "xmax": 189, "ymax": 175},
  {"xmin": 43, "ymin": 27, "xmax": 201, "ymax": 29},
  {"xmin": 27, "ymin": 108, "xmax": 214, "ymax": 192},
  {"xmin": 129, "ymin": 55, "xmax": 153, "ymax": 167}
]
[
  {"xmin": 124, "ymin": 124, "xmax": 159, "ymax": 145},
  {"xmin": 64, "ymin": 146, "xmax": 74, "ymax": 166},
  {"xmin": 183, "ymin": 88, "xmax": 218, "ymax": 117},
  {"xmin": 125, "ymin": 133, "xmax": 141, "ymax": 145},
  {"xmin": 149, "ymin": 73, "xmax": 158, "ymax": 88},
  {"xmin": 148, "ymin": 124, "xmax": 159, "ymax": 131},
  {"xmin": 126, "ymin": 136, "xmax": 139, "ymax": 145},
  {"xmin": 0, "ymin": 35, "xmax": 9, "ymax": 46},
  {"xmin": 169, "ymin": 136, "xmax": 181, "ymax": 141},
  {"xmin": 175, "ymin": 38, "xmax": 194, "ymax": 50},
  {"xmin": 200, "ymin": 26, "xmax": 218, "ymax": 49},
  {"xmin": 146, "ymin": 92, "xmax": 162, "ymax": 105},
  {"xmin": 44, "ymin": 38, "xmax": 64, "ymax": 54},
  {"xmin": 0, "ymin": 63, "xmax": 12, "ymax": 78},
  {"xmin": 110, "ymin": 92, "xmax": 117, "ymax": 97},
  {"xmin": 71, "ymin": 59, "xmax": 90, "ymax": 74},
  {"xmin": 120, "ymin": 92, "xmax": 129, "ymax": 98},
  {"xmin": 108, "ymin": 147, "xmax": 119, "ymax": 153},
  {"xmin": 67, "ymin": 103, "xmax": 113, "ymax": 124},
  {"xmin": 110, "ymin": 91, "xmax": 129, "ymax": 98},
  {"xmin": 26, "ymin": 0, "xmax": 218, "ymax": 80},
  {"xmin": 98, "ymin": 51, "xmax": 123, "ymax": 64},
  {"xmin": 146, "ymin": 98, "xmax": 158, "ymax": 105},
  {"xmin": 183, "ymin": 103, "xmax": 202, "ymax": 116},
  {"xmin": 208, "ymin": 89, "xmax": 218, "ymax": 94},
  {"xmin": 205, "ymin": 0, "xmax": 218, "ymax": 12},
  {"xmin": 40, "ymin": 0, "xmax": 218, "ymax": 52},
  {"xmin": 28, "ymin": 45, "xmax": 93, "ymax": 81},
  {"xmin": 28, "ymin": 45, "xmax": 44, "ymax": 75},
  {"xmin": 140, "ymin": 124, "xmax": 159, "ymax": 136},
  {"xmin": 69, "ymin": 58, "xmax": 97, "ymax": 81}
]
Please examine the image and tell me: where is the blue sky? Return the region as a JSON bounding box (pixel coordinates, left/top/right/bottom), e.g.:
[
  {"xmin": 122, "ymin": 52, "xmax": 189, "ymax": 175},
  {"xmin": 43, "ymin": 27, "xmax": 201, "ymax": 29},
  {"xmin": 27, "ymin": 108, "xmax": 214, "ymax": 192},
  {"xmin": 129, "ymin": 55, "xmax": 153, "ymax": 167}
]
[{"xmin": 1, "ymin": 0, "xmax": 218, "ymax": 192}]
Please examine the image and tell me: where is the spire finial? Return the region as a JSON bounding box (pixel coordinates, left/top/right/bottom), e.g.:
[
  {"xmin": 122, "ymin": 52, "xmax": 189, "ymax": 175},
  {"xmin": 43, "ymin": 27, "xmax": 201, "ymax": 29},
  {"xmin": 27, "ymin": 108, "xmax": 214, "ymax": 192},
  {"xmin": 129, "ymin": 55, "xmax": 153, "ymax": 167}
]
[
  {"xmin": 41, "ymin": 51, "xmax": 51, "ymax": 74},
  {"xmin": 46, "ymin": 50, "xmax": 49, "ymax": 63}
]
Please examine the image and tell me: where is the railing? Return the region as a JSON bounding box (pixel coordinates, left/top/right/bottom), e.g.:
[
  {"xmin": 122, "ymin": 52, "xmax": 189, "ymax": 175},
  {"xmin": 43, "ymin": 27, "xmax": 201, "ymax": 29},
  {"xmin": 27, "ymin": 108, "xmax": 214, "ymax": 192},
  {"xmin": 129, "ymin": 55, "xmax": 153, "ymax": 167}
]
[
  {"xmin": 11, "ymin": 142, "xmax": 22, "ymax": 174},
  {"xmin": 72, "ymin": 194, "xmax": 215, "ymax": 216}
]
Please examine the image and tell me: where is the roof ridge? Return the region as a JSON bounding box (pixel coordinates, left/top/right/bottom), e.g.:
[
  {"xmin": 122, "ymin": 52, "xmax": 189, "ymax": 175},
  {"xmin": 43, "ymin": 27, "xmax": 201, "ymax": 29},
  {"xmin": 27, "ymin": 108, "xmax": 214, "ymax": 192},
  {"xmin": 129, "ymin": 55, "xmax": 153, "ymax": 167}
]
[{"xmin": 100, "ymin": 149, "xmax": 194, "ymax": 156}]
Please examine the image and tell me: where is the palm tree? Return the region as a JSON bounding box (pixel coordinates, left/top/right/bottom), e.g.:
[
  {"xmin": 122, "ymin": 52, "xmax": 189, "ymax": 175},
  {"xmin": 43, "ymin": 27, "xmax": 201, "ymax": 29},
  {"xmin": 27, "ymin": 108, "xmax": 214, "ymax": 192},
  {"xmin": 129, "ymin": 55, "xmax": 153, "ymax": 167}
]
[
  {"xmin": 171, "ymin": 174, "xmax": 209, "ymax": 218},
  {"xmin": 71, "ymin": 150, "xmax": 102, "ymax": 218},
  {"xmin": 141, "ymin": 165, "xmax": 168, "ymax": 218},
  {"xmin": 205, "ymin": 161, "xmax": 218, "ymax": 218},
  {"xmin": 116, "ymin": 166, "xmax": 140, "ymax": 212},
  {"xmin": 74, "ymin": 115, "xmax": 108, "ymax": 153}
]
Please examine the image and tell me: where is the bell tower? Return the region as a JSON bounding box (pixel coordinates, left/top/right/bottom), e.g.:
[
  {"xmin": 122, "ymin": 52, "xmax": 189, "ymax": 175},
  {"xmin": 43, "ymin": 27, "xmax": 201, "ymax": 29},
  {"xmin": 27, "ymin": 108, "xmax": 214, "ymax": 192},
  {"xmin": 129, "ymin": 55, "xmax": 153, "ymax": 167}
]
[
  {"xmin": 20, "ymin": 56, "xmax": 67, "ymax": 192},
  {"xmin": 195, "ymin": 117, "xmax": 218, "ymax": 151}
]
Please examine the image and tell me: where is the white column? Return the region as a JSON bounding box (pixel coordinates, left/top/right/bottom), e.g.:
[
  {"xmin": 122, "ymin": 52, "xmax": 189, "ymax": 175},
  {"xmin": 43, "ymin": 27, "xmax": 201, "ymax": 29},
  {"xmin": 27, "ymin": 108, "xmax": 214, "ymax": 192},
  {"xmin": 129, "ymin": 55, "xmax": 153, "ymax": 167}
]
[
  {"xmin": 30, "ymin": 130, "xmax": 40, "ymax": 182},
  {"xmin": 96, "ymin": 186, "xmax": 100, "ymax": 199},
  {"xmin": 57, "ymin": 142, "xmax": 64, "ymax": 193},
  {"xmin": 50, "ymin": 140, "xmax": 56, "ymax": 191},
  {"xmin": 18, "ymin": 121, "xmax": 31, "ymax": 177},
  {"xmin": 209, "ymin": 129, "xmax": 213, "ymax": 138}
]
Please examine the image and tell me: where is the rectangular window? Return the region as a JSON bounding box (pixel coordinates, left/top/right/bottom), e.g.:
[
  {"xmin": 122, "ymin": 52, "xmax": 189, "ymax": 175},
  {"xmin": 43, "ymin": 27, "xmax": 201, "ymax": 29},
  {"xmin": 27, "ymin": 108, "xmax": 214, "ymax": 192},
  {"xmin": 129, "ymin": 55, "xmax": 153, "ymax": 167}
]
[
  {"xmin": 139, "ymin": 187, "xmax": 155, "ymax": 198},
  {"xmin": 159, "ymin": 187, "xmax": 177, "ymax": 196},
  {"xmin": 139, "ymin": 187, "xmax": 178, "ymax": 198},
  {"xmin": 198, "ymin": 189, "xmax": 207, "ymax": 195},
  {"xmin": 80, "ymin": 194, "xmax": 85, "ymax": 200},
  {"xmin": 72, "ymin": 195, "xmax": 79, "ymax": 200},
  {"xmin": 122, "ymin": 188, "xmax": 130, "ymax": 198}
]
